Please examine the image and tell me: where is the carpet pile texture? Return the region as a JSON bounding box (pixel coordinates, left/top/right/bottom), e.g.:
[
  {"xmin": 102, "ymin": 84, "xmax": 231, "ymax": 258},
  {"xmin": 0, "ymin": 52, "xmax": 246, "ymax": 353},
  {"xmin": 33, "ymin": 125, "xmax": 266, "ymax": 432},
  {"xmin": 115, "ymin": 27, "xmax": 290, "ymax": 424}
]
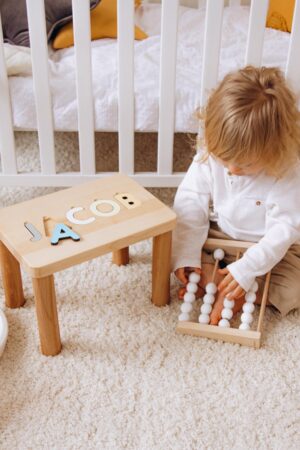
[{"xmin": 0, "ymin": 132, "xmax": 299, "ymax": 449}]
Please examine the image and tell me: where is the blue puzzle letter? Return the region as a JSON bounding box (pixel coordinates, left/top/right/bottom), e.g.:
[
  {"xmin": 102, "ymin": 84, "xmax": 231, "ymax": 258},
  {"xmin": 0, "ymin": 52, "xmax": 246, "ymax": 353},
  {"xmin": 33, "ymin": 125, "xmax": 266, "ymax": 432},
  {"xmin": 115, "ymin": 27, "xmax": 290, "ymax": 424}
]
[{"xmin": 50, "ymin": 223, "xmax": 80, "ymax": 245}]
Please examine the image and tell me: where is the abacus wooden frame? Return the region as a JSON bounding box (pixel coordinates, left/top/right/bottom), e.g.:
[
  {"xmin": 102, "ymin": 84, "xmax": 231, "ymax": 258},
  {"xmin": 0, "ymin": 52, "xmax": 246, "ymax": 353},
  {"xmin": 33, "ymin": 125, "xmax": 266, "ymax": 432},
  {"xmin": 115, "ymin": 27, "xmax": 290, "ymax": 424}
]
[{"xmin": 176, "ymin": 238, "xmax": 271, "ymax": 348}]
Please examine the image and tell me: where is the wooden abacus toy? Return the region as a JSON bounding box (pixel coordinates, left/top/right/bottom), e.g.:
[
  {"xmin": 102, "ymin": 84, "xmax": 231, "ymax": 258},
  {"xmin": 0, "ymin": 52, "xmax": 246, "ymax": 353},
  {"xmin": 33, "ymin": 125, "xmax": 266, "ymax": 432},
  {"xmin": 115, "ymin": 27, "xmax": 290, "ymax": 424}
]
[{"xmin": 176, "ymin": 238, "xmax": 271, "ymax": 348}]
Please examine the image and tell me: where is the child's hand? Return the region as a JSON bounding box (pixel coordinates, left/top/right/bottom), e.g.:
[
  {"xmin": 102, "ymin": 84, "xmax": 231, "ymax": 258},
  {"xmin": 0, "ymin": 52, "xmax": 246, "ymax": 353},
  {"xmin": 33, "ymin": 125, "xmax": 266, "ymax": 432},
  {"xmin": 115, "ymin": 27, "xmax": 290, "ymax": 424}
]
[
  {"xmin": 174, "ymin": 267, "xmax": 201, "ymax": 285},
  {"xmin": 175, "ymin": 267, "xmax": 202, "ymax": 300},
  {"xmin": 217, "ymin": 267, "xmax": 245, "ymax": 300}
]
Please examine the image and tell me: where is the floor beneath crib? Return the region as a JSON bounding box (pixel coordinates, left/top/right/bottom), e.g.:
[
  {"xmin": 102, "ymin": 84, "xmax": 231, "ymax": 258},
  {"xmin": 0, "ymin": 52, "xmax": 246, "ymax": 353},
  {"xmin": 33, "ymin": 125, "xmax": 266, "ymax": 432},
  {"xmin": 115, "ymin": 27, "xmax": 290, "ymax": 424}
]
[{"xmin": 0, "ymin": 133, "xmax": 299, "ymax": 450}]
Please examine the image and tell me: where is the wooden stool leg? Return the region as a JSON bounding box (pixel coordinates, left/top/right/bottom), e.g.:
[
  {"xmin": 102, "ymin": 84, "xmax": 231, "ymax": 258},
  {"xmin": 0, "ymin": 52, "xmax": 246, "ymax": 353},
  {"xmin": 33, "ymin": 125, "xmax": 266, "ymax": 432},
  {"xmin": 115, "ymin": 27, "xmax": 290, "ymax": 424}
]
[
  {"xmin": 0, "ymin": 241, "xmax": 25, "ymax": 308},
  {"xmin": 112, "ymin": 247, "xmax": 129, "ymax": 266},
  {"xmin": 32, "ymin": 275, "xmax": 61, "ymax": 356},
  {"xmin": 152, "ymin": 231, "xmax": 172, "ymax": 306}
]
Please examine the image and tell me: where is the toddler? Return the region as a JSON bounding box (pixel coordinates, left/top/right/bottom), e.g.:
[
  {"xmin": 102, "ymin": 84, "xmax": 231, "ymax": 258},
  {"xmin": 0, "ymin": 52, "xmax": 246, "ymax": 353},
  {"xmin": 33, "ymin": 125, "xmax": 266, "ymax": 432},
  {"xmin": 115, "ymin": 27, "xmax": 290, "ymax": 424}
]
[{"xmin": 172, "ymin": 66, "xmax": 300, "ymax": 324}]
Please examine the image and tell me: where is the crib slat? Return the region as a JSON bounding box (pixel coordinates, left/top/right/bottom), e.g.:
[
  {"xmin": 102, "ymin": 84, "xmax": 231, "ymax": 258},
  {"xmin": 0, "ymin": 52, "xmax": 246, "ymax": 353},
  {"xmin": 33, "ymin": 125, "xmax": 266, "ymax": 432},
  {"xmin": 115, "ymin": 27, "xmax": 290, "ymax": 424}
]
[
  {"xmin": 118, "ymin": 0, "xmax": 135, "ymax": 175},
  {"xmin": 245, "ymin": 0, "xmax": 269, "ymax": 66},
  {"xmin": 0, "ymin": 15, "xmax": 17, "ymax": 174},
  {"xmin": 157, "ymin": 0, "xmax": 179, "ymax": 175},
  {"xmin": 72, "ymin": 0, "xmax": 95, "ymax": 175},
  {"xmin": 200, "ymin": 0, "xmax": 224, "ymax": 106},
  {"xmin": 0, "ymin": 172, "xmax": 184, "ymax": 188},
  {"xmin": 286, "ymin": 0, "xmax": 300, "ymax": 94},
  {"xmin": 26, "ymin": 0, "xmax": 56, "ymax": 175}
]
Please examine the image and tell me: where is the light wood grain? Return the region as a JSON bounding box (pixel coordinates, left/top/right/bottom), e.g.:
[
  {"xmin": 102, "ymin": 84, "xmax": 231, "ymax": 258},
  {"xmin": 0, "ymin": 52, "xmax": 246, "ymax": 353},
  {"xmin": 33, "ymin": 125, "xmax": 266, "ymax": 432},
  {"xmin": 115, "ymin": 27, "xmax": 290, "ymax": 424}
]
[
  {"xmin": 176, "ymin": 321, "xmax": 261, "ymax": 348},
  {"xmin": 257, "ymin": 271, "xmax": 271, "ymax": 333},
  {"xmin": 176, "ymin": 238, "xmax": 271, "ymax": 348},
  {"xmin": 33, "ymin": 275, "xmax": 61, "ymax": 356},
  {"xmin": 203, "ymin": 238, "xmax": 253, "ymax": 253},
  {"xmin": 0, "ymin": 174, "xmax": 176, "ymax": 277},
  {"xmin": 112, "ymin": 247, "xmax": 129, "ymax": 266},
  {"xmin": 0, "ymin": 241, "xmax": 25, "ymax": 308},
  {"xmin": 152, "ymin": 231, "xmax": 172, "ymax": 306},
  {"xmin": 0, "ymin": 175, "xmax": 176, "ymax": 355}
]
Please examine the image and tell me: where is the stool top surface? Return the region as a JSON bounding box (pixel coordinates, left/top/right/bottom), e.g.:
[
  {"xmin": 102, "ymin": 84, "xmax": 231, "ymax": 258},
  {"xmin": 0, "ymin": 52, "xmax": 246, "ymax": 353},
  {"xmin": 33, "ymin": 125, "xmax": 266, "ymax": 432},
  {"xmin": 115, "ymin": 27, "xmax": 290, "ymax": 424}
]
[{"xmin": 0, "ymin": 175, "xmax": 176, "ymax": 277}]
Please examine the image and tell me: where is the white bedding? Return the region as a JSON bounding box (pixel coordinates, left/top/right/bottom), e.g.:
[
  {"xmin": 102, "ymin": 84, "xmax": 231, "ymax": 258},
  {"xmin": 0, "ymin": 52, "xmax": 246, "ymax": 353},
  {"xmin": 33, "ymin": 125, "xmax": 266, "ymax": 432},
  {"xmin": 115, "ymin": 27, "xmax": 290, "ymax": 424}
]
[
  {"xmin": 4, "ymin": 44, "xmax": 32, "ymax": 76},
  {"xmin": 8, "ymin": 4, "xmax": 292, "ymax": 133}
]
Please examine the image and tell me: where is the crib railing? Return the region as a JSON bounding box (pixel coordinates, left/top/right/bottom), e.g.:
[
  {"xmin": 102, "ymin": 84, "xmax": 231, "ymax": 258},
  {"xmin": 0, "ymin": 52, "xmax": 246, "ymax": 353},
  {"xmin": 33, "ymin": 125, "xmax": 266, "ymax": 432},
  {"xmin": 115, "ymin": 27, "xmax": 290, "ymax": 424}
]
[{"xmin": 0, "ymin": 0, "xmax": 300, "ymax": 188}]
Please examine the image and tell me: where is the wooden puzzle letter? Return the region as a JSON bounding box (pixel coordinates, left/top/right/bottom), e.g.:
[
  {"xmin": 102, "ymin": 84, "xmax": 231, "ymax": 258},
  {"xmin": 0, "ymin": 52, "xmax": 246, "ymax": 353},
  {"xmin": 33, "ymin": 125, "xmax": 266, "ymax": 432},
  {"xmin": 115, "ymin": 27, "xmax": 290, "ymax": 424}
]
[
  {"xmin": 50, "ymin": 223, "xmax": 80, "ymax": 245},
  {"xmin": 66, "ymin": 207, "xmax": 95, "ymax": 225},
  {"xmin": 90, "ymin": 200, "xmax": 121, "ymax": 217},
  {"xmin": 24, "ymin": 222, "xmax": 42, "ymax": 241}
]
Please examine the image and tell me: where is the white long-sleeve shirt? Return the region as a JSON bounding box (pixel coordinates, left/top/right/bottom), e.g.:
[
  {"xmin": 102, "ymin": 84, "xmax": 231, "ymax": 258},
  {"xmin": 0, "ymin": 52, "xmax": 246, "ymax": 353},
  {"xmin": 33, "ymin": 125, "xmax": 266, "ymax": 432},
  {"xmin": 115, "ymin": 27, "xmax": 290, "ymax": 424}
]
[{"xmin": 172, "ymin": 153, "xmax": 300, "ymax": 291}]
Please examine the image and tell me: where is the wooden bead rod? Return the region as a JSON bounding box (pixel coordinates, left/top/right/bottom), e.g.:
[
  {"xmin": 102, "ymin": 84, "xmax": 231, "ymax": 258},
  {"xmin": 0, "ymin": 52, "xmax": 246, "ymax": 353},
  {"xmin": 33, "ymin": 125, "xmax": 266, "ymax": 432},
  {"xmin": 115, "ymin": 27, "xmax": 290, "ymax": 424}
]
[
  {"xmin": 213, "ymin": 249, "xmax": 241, "ymax": 284},
  {"xmin": 211, "ymin": 259, "xmax": 219, "ymax": 282},
  {"xmin": 256, "ymin": 271, "xmax": 271, "ymax": 333}
]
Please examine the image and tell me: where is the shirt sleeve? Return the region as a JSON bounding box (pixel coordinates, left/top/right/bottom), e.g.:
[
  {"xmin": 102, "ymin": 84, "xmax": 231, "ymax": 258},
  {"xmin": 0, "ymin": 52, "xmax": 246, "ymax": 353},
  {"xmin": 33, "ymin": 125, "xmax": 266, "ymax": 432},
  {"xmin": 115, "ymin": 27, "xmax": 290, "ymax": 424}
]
[
  {"xmin": 227, "ymin": 167, "xmax": 300, "ymax": 291},
  {"xmin": 172, "ymin": 158, "xmax": 212, "ymax": 272}
]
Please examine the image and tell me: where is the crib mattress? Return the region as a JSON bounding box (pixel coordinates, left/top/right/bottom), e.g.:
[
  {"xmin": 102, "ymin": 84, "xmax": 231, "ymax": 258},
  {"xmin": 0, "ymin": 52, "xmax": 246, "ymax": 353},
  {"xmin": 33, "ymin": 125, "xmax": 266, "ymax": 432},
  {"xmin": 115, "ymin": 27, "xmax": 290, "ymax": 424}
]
[{"xmin": 8, "ymin": 4, "xmax": 293, "ymax": 133}]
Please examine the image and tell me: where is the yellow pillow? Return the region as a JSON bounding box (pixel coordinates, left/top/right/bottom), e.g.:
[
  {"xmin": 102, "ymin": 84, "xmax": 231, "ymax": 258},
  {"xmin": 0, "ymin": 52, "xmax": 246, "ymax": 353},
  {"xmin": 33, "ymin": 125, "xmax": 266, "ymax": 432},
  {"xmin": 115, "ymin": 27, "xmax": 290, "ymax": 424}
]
[
  {"xmin": 53, "ymin": 0, "xmax": 147, "ymax": 49},
  {"xmin": 266, "ymin": 0, "xmax": 295, "ymax": 32}
]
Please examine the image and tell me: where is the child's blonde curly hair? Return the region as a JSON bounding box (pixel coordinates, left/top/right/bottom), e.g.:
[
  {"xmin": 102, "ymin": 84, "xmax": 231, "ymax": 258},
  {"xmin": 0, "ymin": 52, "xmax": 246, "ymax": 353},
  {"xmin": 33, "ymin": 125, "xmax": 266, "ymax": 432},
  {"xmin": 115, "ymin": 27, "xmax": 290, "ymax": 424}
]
[{"xmin": 197, "ymin": 66, "xmax": 300, "ymax": 177}]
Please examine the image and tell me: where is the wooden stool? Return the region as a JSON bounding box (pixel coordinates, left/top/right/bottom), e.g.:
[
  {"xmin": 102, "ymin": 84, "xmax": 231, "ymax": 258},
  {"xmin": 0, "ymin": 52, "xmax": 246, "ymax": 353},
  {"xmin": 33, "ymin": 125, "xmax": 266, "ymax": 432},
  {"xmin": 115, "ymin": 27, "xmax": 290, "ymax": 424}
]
[{"xmin": 0, "ymin": 175, "xmax": 176, "ymax": 356}]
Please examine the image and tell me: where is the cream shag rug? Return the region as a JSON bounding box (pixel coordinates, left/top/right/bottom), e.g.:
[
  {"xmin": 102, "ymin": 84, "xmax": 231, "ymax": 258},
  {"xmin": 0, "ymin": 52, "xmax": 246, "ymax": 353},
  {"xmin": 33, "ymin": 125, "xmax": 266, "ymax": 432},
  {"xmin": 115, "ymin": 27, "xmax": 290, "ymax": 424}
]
[{"xmin": 0, "ymin": 133, "xmax": 300, "ymax": 450}]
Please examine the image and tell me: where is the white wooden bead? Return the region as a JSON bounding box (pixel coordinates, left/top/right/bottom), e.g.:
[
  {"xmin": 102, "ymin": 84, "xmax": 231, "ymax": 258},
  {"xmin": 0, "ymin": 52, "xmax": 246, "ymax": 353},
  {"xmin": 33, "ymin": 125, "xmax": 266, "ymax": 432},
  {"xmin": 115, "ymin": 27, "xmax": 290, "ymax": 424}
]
[
  {"xmin": 213, "ymin": 248, "xmax": 225, "ymax": 261},
  {"xmin": 245, "ymin": 292, "xmax": 256, "ymax": 304},
  {"xmin": 183, "ymin": 292, "xmax": 195, "ymax": 303},
  {"xmin": 189, "ymin": 272, "xmax": 201, "ymax": 283},
  {"xmin": 198, "ymin": 314, "xmax": 210, "ymax": 324},
  {"xmin": 239, "ymin": 322, "xmax": 250, "ymax": 331},
  {"xmin": 241, "ymin": 312, "xmax": 253, "ymax": 324},
  {"xmin": 218, "ymin": 318, "xmax": 230, "ymax": 328},
  {"xmin": 178, "ymin": 313, "xmax": 190, "ymax": 321},
  {"xmin": 243, "ymin": 303, "xmax": 255, "ymax": 314},
  {"xmin": 186, "ymin": 282, "xmax": 198, "ymax": 294},
  {"xmin": 221, "ymin": 308, "xmax": 233, "ymax": 320},
  {"xmin": 201, "ymin": 303, "xmax": 212, "ymax": 314},
  {"xmin": 249, "ymin": 281, "xmax": 259, "ymax": 293},
  {"xmin": 203, "ymin": 293, "xmax": 215, "ymax": 304},
  {"xmin": 223, "ymin": 298, "xmax": 235, "ymax": 309},
  {"xmin": 206, "ymin": 282, "xmax": 217, "ymax": 294},
  {"xmin": 181, "ymin": 302, "xmax": 193, "ymax": 313}
]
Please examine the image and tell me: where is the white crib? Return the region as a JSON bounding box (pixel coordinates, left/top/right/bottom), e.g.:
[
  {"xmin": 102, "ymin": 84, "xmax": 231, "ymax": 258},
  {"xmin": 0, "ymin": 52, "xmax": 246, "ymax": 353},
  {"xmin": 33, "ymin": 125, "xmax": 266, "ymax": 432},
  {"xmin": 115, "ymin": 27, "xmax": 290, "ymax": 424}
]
[{"xmin": 0, "ymin": 0, "xmax": 299, "ymax": 188}]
